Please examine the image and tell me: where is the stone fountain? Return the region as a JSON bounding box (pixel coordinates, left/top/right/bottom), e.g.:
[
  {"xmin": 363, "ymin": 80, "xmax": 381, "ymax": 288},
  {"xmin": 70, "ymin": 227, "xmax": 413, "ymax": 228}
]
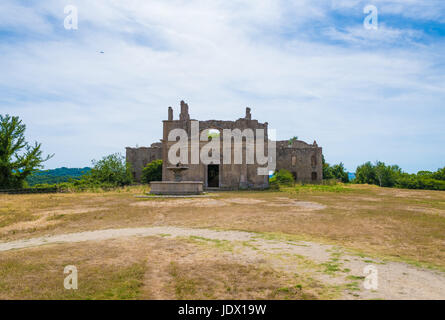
[
  {"xmin": 149, "ymin": 163, "xmax": 203, "ymax": 195},
  {"xmin": 167, "ymin": 163, "xmax": 189, "ymax": 182}
]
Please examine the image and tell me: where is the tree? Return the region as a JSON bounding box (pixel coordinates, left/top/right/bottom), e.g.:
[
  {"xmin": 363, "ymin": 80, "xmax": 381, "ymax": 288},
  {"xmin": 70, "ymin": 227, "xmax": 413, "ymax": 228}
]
[
  {"xmin": 356, "ymin": 161, "xmax": 401, "ymax": 187},
  {"xmin": 0, "ymin": 114, "xmax": 53, "ymax": 189},
  {"xmin": 331, "ymin": 163, "xmax": 349, "ymax": 183},
  {"xmin": 432, "ymin": 167, "xmax": 445, "ymax": 181},
  {"xmin": 142, "ymin": 159, "xmax": 163, "ymax": 183},
  {"xmin": 322, "ymin": 155, "xmax": 333, "ymax": 179},
  {"xmin": 85, "ymin": 153, "xmax": 133, "ymax": 186},
  {"xmin": 322, "ymin": 156, "xmax": 349, "ymax": 182},
  {"xmin": 374, "ymin": 161, "xmax": 401, "ymax": 187},
  {"xmin": 355, "ymin": 161, "xmax": 377, "ymax": 185}
]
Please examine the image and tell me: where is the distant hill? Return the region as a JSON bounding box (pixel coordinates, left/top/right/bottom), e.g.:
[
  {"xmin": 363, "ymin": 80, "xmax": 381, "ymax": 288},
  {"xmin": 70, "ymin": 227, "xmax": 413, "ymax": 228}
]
[{"xmin": 26, "ymin": 167, "xmax": 91, "ymax": 186}]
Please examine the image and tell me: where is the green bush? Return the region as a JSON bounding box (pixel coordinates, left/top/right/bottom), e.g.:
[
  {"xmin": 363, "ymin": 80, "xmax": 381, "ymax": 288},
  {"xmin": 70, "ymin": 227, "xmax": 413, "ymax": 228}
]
[
  {"xmin": 269, "ymin": 169, "xmax": 294, "ymax": 189},
  {"xmin": 395, "ymin": 174, "xmax": 445, "ymax": 191},
  {"xmin": 142, "ymin": 160, "xmax": 163, "ymax": 184}
]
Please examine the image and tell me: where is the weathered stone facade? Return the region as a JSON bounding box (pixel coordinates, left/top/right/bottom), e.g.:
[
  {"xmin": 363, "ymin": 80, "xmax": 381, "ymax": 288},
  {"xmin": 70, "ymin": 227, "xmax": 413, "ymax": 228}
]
[
  {"xmin": 275, "ymin": 140, "xmax": 323, "ymax": 183},
  {"xmin": 126, "ymin": 101, "xmax": 323, "ymax": 187}
]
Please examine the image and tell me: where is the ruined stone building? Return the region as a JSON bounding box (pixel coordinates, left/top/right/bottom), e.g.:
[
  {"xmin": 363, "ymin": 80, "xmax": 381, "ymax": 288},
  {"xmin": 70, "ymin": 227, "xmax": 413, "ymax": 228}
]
[
  {"xmin": 126, "ymin": 101, "xmax": 323, "ymax": 189},
  {"xmin": 125, "ymin": 143, "xmax": 162, "ymax": 182},
  {"xmin": 275, "ymin": 140, "xmax": 323, "ymax": 183}
]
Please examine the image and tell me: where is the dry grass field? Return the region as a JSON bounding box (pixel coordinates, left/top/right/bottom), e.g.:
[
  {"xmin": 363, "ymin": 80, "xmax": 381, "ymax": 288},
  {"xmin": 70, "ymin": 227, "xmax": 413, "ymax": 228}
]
[{"xmin": 1, "ymin": 184, "xmax": 445, "ymax": 299}]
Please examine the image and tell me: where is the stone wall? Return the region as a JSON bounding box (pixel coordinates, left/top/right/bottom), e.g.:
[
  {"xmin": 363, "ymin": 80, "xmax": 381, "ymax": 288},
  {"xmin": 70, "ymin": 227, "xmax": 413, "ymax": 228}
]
[
  {"xmin": 275, "ymin": 140, "xmax": 323, "ymax": 183},
  {"xmin": 125, "ymin": 142, "xmax": 162, "ymax": 182}
]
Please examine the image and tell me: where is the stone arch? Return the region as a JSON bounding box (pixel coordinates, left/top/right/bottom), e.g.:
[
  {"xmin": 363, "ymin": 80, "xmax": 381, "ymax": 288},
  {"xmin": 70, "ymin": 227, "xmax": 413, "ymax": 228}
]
[{"xmin": 206, "ymin": 128, "xmax": 221, "ymax": 141}]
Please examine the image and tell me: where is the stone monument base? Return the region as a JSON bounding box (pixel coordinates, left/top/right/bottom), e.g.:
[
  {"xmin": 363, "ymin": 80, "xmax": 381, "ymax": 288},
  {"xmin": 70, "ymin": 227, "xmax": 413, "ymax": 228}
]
[{"xmin": 149, "ymin": 181, "xmax": 204, "ymax": 195}]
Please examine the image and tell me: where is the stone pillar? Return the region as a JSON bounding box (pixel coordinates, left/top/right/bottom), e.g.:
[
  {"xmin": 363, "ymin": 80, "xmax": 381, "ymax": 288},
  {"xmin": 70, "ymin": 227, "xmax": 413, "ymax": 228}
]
[
  {"xmin": 245, "ymin": 107, "xmax": 251, "ymax": 120},
  {"xmin": 180, "ymin": 100, "xmax": 190, "ymax": 121},
  {"xmin": 168, "ymin": 106, "xmax": 173, "ymax": 121}
]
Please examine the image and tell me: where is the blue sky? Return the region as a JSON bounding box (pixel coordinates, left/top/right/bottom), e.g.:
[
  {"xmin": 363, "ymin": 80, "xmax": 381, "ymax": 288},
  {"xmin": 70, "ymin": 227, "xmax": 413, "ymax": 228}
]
[{"xmin": 0, "ymin": 0, "xmax": 444, "ymax": 173}]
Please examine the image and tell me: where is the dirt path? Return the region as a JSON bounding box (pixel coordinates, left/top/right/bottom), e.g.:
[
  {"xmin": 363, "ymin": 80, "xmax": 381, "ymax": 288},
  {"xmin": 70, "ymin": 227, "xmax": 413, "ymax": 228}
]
[{"xmin": 1, "ymin": 226, "xmax": 444, "ymax": 300}]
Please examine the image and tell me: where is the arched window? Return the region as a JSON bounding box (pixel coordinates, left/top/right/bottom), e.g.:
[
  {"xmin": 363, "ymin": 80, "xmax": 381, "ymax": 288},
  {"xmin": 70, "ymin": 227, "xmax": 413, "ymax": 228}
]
[{"xmin": 207, "ymin": 129, "xmax": 220, "ymax": 140}]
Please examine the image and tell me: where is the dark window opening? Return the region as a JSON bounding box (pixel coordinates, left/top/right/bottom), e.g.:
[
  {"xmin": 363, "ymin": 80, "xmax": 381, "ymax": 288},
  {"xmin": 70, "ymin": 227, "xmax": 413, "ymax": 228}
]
[
  {"xmin": 292, "ymin": 171, "xmax": 297, "ymax": 181},
  {"xmin": 311, "ymin": 172, "xmax": 317, "ymax": 181}
]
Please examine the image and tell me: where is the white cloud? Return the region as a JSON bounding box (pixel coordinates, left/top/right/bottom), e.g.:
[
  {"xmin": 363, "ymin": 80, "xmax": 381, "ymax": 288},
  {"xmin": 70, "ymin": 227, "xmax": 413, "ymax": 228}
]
[{"xmin": 323, "ymin": 24, "xmax": 424, "ymax": 45}]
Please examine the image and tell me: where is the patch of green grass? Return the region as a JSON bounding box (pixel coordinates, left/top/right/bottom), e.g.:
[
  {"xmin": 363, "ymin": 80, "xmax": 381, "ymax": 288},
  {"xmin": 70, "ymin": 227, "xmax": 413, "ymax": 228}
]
[
  {"xmin": 321, "ymin": 261, "xmax": 341, "ymax": 274},
  {"xmin": 345, "ymin": 281, "xmax": 360, "ymax": 291},
  {"xmin": 159, "ymin": 233, "xmax": 171, "ymax": 237},
  {"xmin": 252, "ymin": 231, "xmax": 309, "ymax": 243},
  {"xmin": 241, "ymin": 241, "xmax": 259, "ymax": 250},
  {"xmin": 291, "ymin": 184, "xmax": 353, "ymax": 194},
  {"xmin": 188, "ymin": 236, "xmax": 234, "ymax": 252}
]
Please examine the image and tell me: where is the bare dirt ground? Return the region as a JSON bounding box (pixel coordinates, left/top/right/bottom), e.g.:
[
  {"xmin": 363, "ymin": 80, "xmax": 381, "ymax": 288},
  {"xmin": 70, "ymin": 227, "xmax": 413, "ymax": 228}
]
[
  {"xmin": 1, "ymin": 226, "xmax": 445, "ymax": 299},
  {"xmin": 1, "ymin": 184, "xmax": 445, "ymax": 299}
]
